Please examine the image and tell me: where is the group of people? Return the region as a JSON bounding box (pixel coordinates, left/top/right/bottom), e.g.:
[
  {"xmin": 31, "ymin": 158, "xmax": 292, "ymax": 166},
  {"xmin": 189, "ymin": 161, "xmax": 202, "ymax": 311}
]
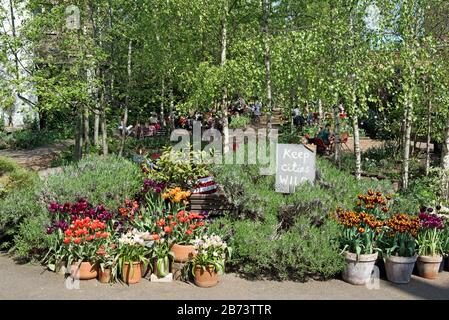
[
  {"xmin": 118, "ymin": 112, "xmax": 164, "ymax": 139},
  {"xmin": 230, "ymin": 95, "xmax": 262, "ymax": 124}
]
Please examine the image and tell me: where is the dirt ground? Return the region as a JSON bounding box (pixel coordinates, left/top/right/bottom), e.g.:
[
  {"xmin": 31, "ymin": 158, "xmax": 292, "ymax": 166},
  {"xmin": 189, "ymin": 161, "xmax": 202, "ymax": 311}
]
[{"xmin": 0, "ymin": 140, "xmax": 73, "ymax": 171}]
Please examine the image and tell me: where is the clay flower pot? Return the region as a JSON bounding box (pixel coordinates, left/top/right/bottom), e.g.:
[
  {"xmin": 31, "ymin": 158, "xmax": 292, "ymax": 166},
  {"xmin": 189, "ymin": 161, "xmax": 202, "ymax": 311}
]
[
  {"xmin": 70, "ymin": 262, "xmax": 98, "ymax": 280},
  {"xmin": 342, "ymin": 252, "xmax": 378, "ymax": 285},
  {"xmin": 171, "ymin": 244, "xmax": 196, "ymax": 263},
  {"xmin": 417, "ymin": 255, "xmax": 442, "ymax": 279},
  {"xmin": 122, "ymin": 262, "xmax": 142, "ymax": 284},
  {"xmin": 194, "ymin": 265, "xmax": 218, "ymax": 288},
  {"xmin": 98, "ymin": 268, "xmax": 112, "ymax": 284},
  {"xmin": 385, "ymin": 255, "xmax": 417, "ymax": 284}
]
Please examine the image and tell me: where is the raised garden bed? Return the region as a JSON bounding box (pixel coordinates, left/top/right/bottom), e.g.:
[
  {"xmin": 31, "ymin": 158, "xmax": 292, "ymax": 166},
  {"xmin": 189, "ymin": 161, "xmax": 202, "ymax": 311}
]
[{"xmin": 188, "ymin": 192, "xmax": 233, "ymax": 213}]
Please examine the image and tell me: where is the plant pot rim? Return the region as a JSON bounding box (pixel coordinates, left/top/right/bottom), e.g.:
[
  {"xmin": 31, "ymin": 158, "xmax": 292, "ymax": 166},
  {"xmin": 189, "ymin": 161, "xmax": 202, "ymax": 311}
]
[
  {"xmin": 344, "ymin": 251, "xmax": 378, "ymax": 262},
  {"xmin": 195, "ymin": 264, "xmax": 216, "ymax": 270},
  {"xmin": 171, "ymin": 243, "xmax": 195, "ymax": 248},
  {"xmin": 386, "ymin": 255, "xmax": 418, "ymax": 263},
  {"xmin": 418, "ymin": 255, "xmax": 443, "ymax": 263}
]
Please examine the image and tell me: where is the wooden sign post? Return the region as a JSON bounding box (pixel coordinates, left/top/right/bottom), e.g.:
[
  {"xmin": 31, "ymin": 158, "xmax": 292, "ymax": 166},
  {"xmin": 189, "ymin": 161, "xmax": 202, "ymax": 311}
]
[{"xmin": 275, "ymin": 144, "xmax": 316, "ymax": 193}]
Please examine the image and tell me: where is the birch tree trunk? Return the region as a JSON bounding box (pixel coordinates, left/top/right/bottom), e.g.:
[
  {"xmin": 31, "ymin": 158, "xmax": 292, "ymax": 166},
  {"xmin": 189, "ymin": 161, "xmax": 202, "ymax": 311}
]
[
  {"xmin": 402, "ymin": 92, "xmax": 413, "ymax": 190},
  {"xmin": 74, "ymin": 106, "xmax": 83, "ymax": 161},
  {"xmin": 169, "ymin": 79, "xmax": 175, "ymax": 130},
  {"xmin": 160, "ymin": 78, "xmax": 166, "ymax": 126},
  {"xmin": 441, "ymin": 113, "xmax": 449, "ymax": 201},
  {"xmin": 83, "ymin": 105, "xmax": 90, "ymax": 153},
  {"xmin": 334, "ymin": 104, "xmax": 340, "ymax": 166},
  {"xmin": 119, "ymin": 40, "xmax": 132, "ymax": 157},
  {"xmin": 262, "ymin": 0, "xmax": 272, "ymax": 130},
  {"xmin": 353, "ymin": 113, "xmax": 361, "ymax": 180},
  {"xmin": 425, "ymin": 98, "xmax": 432, "ymax": 176},
  {"xmin": 94, "ymin": 109, "xmax": 100, "ymax": 145},
  {"xmin": 221, "ymin": 5, "xmax": 229, "ymax": 154},
  {"xmin": 318, "ymin": 99, "xmax": 323, "ymax": 125}
]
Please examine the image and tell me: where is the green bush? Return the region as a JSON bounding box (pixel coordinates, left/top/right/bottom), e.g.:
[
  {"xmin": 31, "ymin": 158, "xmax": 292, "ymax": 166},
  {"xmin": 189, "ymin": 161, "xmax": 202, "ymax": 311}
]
[
  {"xmin": 229, "ymin": 115, "xmax": 250, "ymax": 129},
  {"xmin": 0, "ymin": 128, "xmax": 72, "ymax": 150},
  {"xmin": 224, "ymin": 217, "xmax": 345, "ymax": 281},
  {"xmin": 210, "ymin": 157, "xmax": 398, "ymax": 280},
  {"xmin": 0, "ymin": 155, "xmax": 144, "ymax": 261},
  {"xmin": 0, "ymin": 186, "xmax": 45, "ymax": 250},
  {"xmin": 43, "ymin": 154, "xmax": 143, "ymax": 208},
  {"xmin": 0, "ymin": 156, "xmax": 38, "ymax": 198}
]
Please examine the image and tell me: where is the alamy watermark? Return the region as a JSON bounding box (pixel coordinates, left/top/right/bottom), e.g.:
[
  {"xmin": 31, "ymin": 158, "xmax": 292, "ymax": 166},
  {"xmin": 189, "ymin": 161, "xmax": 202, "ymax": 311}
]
[{"xmin": 170, "ymin": 121, "xmax": 278, "ymax": 175}]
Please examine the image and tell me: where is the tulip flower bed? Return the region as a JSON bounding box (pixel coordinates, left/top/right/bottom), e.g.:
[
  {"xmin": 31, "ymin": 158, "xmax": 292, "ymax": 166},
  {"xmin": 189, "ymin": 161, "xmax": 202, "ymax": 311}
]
[{"xmin": 43, "ymin": 173, "xmax": 228, "ymax": 287}]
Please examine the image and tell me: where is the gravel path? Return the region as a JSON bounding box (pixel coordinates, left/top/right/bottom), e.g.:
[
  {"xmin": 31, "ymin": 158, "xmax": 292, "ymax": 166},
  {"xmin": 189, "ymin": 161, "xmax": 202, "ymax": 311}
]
[{"xmin": 1, "ymin": 255, "xmax": 448, "ymax": 300}]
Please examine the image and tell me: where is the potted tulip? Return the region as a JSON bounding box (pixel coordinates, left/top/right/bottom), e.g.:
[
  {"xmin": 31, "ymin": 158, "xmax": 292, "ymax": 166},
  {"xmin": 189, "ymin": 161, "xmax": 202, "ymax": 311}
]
[
  {"xmin": 167, "ymin": 210, "xmax": 207, "ymax": 263},
  {"xmin": 61, "ymin": 218, "xmax": 110, "ymax": 280},
  {"xmin": 334, "ymin": 207, "xmax": 383, "ymax": 285},
  {"xmin": 190, "ymin": 234, "xmax": 228, "ymax": 288},
  {"xmin": 97, "ymin": 242, "xmax": 118, "ymax": 284},
  {"xmin": 416, "ymin": 210, "xmax": 445, "ymax": 279},
  {"xmin": 117, "ymin": 229, "xmax": 153, "ymax": 284},
  {"xmin": 380, "ymin": 214, "xmax": 420, "ymax": 284}
]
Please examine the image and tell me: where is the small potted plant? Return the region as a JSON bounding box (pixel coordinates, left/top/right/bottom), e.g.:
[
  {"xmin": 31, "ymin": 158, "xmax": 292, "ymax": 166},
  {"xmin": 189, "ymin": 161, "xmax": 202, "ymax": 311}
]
[
  {"xmin": 190, "ymin": 234, "xmax": 228, "ymax": 288},
  {"xmin": 61, "ymin": 218, "xmax": 110, "ymax": 280},
  {"xmin": 117, "ymin": 229, "xmax": 153, "ymax": 284},
  {"xmin": 97, "ymin": 242, "xmax": 118, "ymax": 284},
  {"xmin": 416, "ymin": 209, "xmax": 445, "ymax": 279},
  {"xmin": 334, "ymin": 207, "xmax": 383, "ymax": 285},
  {"xmin": 167, "ymin": 210, "xmax": 207, "ymax": 263},
  {"xmin": 152, "ymin": 234, "xmax": 174, "ymax": 278},
  {"xmin": 380, "ymin": 213, "xmax": 420, "ymax": 284}
]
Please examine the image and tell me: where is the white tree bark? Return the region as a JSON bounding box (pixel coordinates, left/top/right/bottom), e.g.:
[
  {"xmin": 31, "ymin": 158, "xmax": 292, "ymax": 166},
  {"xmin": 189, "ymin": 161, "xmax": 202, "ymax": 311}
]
[
  {"xmin": 353, "ymin": 113, "xmax": 361, "ymax": 180},
  {"xmin": 442, "ymin": 112, "xmax": 449, "ymax": 200},
  {"xmin": 221, "ymin": 4, "xmax": 229, "ymax": 154},
  {"xmin": 402, "ymin": 92, "xmax": 413, "ymax": 190},
  {"xmin": 263, "ymin": 0, "xmax": 272, "ymax": 130},
  {"xmin": 119, "ymin": 40, "xmax": 132, "ymax": 157},
  {"xmin": 425, "ymin": 97, "xmax": 432, "ymax": 176}
]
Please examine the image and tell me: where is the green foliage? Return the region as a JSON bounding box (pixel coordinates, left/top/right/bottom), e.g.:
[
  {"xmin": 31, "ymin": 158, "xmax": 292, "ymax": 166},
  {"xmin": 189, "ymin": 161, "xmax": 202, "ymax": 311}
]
[
  {"xmin": 229, "ymin": 115, "xmax": 251, "ymax": 129},
  {"xmin": 228, "ymin": 217, "xmax": 345, "ymax": 281},
  {"xmin": 43, "ymin": 155, "xmax": 143, "ymax": 209},
  {"xmin": 11, "ymin": 212, "xmax": 52, "ymax": 260},
  {"xmin": 0, "ymin": 156, "xmax": 38, "ymax": 198},
  {"xmin": 146, "ymin": 147, "xmax": 210, "ymax": 188},
  {"xmin": 211, "ymin": 157, "xmax": 397, "ymax": 280},
  {"xmin": 0, "ymin": 155, "xmax": 143, "ymax": 261},
  {"xmin": 0, "ymin": 128, "xmax": 72, "ymax": 150}
]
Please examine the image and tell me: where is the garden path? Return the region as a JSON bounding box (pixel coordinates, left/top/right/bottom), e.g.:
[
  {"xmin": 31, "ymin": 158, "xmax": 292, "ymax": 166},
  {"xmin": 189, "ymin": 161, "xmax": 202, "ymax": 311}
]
[
  {"xmin": 0, "ymin": 140, "xmax": 73, "ymax": 172},
  {"xmin": 0, "ymin": 255, "xmax": 448, "ymax": 300}
]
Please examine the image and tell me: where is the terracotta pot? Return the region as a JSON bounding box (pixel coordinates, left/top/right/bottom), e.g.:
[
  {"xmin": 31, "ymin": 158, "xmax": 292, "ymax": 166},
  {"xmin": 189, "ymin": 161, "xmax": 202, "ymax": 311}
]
[
  {"xmin": 171, "ymin": 244, "xmax": 196, "ymax": 263},
  {"xmin": 385, "ymin": 255, "xmax": 417, "ymax": 284},
  {"xmin": 70, "ymin": 262, "xmax": 98, "ymax": 280},
  {"xmin": 417, "ymin": 255, "xmax": 442, "ymax": 279},
  {"xmin": 98, "ymin": 268, "xmax": 112, "ymax": 284},
  {"xmin": 342, "ymin": 252, "xmax": 378, "ymax": 285},
  {"xmin": 194, "ymin": 265, "xmax": 218, "ymax": 288},
  {"xmin": 121, "ymin": 262, "xmax": 142, "ymax": 284}
]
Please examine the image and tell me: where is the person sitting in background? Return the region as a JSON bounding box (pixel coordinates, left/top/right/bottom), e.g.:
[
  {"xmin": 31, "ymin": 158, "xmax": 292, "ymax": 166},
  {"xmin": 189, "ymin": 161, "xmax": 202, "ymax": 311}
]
[
  {"xmin": 142, "ymin": 122, "xmax": 150, "ymax": 137},
  {"xmin": 316, "ymin": 123, "xmax": 334, "ymax": 146}
]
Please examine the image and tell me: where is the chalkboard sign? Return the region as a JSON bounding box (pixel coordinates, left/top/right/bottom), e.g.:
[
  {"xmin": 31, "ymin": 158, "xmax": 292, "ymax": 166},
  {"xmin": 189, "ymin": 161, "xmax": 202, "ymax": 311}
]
[{"xmin": 275, "ymin": 144, "xmax": 316, "ymax": 193}]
